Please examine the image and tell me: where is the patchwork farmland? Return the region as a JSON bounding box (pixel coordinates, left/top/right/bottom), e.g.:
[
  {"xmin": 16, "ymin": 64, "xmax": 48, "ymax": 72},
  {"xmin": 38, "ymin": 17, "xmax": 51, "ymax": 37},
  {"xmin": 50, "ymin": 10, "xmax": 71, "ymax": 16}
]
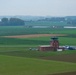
[{"xmin": 0, "ymin": 26, "xmax": 76, "ymax": 75}]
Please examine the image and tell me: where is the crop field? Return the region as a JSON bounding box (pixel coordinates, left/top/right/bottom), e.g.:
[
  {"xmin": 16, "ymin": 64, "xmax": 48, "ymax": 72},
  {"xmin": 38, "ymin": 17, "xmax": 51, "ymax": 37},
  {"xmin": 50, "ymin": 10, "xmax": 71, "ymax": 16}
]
[
  {"xmin": 0, "ymin": 26, "xmax": 76, "ymax": 75},
  {"xmin": 25, "ymin": 21, "xmax": 67, "ymax": 27},
  {"xmin": 0, "ymin": 26, "xmax": 76, "ymax": 36}
]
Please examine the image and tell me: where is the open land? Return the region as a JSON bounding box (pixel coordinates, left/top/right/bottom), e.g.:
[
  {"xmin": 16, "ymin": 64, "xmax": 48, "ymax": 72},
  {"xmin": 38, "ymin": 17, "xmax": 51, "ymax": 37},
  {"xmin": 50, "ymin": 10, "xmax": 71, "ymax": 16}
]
[
  {"xmin": 0, "ymin": 26, "xmax": 76, "ymax": 75},
  {"xmin": 0, "ymin": 50, "xmax": 76, "ymax": 75}
]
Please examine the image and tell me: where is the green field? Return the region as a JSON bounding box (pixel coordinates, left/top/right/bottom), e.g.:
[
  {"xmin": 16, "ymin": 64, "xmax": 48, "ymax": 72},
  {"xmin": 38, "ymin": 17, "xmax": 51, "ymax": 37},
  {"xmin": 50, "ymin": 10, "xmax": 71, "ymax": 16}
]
[
  {"xmin": 0, "ymin": 55, "xmax": 76, "ymax": 75},
  {"xmin": 0, "ymin": 26, "xmax": 76, "ymax": 75},
  {"xmin": 0, "ymin": 36, "xmax": 76, "ymax": 47},
  {"xmin": 0, "ymin": 50, "xmax": 76, "ymax": 75},
  {"xmin": 25, "ymin": 21, "xmax": 67, "ymax": 26},
  {"xmin": 0, "ymin": 26, "xmax": 76, "ymax": 36}
]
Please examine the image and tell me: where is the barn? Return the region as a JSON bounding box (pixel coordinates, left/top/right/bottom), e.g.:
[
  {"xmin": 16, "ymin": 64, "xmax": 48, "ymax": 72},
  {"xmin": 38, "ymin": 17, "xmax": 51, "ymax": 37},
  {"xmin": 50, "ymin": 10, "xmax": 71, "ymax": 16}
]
[{"xmin": 39, "ymin": 37, "xmax": 64, "ymax": 51}]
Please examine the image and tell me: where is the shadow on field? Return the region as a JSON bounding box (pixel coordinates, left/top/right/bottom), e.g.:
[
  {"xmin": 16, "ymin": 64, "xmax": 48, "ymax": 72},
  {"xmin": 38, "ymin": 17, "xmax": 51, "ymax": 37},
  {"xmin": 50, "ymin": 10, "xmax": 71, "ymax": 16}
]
[
  {"xmin": 48, "ymin": 71, "xmax": 76, "ymax": 75},
  {"xmin": 0, "ymin": 37, "xmax": 49, "ymax": 45},
  {"xmin": 40, "ymin": 54, "xmax": 76, "ymax": 63},
  {"xmin": 0, "ymin": 50, "xmax": 76, "ymax": 63}
]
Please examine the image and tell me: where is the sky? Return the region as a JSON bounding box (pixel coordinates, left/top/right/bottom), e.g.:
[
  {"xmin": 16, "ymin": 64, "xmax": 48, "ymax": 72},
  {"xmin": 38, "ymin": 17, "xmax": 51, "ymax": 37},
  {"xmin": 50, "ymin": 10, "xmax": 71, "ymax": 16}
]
[{"xmin": 0, "ymin": 0, "xmax": 76, "ymax": 16}]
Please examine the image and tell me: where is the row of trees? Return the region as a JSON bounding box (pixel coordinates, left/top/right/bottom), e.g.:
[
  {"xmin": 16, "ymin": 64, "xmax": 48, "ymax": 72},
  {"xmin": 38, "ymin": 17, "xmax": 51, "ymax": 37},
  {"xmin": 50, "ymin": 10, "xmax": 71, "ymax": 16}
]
[
  {"xmin": 38, "ymin": 17, "xmax": 65, "ymax": 22},
  {"xmin": 67, "ymin": 19, "xmax": 76, "ymax": 25},
  {"xmin": 0, "ymin": 18, "xmax": 25, "ymax": 26},
  {"xmin": 38, "ymin": 17, "xmax": 76, "ymax": 25}
]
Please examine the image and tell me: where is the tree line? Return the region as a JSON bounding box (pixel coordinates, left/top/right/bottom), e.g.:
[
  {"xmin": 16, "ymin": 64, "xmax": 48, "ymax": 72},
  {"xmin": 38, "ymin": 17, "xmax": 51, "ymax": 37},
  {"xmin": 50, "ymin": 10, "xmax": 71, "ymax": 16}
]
[
  {"xmin": 38, "ymin": 17, "xmax": 76, "ymax": 25},
  {"xmin": 0, "ymin": 18, "xmax": 25, "ymax": 26}
]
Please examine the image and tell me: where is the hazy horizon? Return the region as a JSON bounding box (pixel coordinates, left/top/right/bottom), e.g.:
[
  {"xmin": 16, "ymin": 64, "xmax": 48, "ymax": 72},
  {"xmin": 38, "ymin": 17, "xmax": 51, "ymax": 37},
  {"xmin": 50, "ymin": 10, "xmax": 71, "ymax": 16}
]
[{"xmin": 0, "ymin": 0, "xmax": 76, "ymax": 16}]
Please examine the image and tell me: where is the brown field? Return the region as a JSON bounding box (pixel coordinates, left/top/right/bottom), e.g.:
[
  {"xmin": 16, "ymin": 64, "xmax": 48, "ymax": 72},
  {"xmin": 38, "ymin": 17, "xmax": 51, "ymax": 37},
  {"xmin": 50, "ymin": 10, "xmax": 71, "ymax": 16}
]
[
  {"xmin": 40, "ymin": 53, "xmax": 76, "ymax": 63},
  {"xmin": 45, "ymin": 54, "xmax": 76, "ymax": 75},
  {"xmin": 2, "ymin": 34, "xmax": 66, "ymax": 38},
  {"xmin": 49, "ymin": 71, "xmax": 76, "ymax": 75}
]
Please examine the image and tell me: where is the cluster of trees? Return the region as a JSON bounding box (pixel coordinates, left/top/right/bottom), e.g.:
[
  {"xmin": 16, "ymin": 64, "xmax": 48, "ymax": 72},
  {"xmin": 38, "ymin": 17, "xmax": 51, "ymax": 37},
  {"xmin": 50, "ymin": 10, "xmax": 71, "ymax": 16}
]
[
  {"xmin": 38, "ymin": 17, "xmax": 76, "ymax": 25},
  {"xmin": 67, "ymin": 18, "xmax": 76, "ymax": 25},
  {"xmin": 38, "ymin": 17, "xmax": 65, "ymax": 22},
  {"xmin": 0, "ymin": 18, "xmax": 25, "ymax": 26}
]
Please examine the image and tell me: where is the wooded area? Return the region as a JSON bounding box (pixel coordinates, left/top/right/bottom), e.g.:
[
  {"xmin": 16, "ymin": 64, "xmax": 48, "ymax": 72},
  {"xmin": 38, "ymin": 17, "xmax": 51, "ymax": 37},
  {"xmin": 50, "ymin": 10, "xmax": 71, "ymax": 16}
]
[{"xmin": 0, "ymin": 18, "xmax": 25, "ymax": 26}]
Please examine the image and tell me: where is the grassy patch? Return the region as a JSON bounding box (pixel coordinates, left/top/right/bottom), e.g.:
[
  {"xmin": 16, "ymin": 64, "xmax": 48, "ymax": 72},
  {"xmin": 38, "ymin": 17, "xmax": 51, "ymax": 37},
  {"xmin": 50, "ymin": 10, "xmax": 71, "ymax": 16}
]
[
  {"xmin": 20, "ymin": 36, "xmax": 76, "ymax": 46},
  {"xmin": 0, "ymin": 26, "xmax": 76, "ymax": 36},
  {"xmin": 0, "ymin": 37, "xmax": 49, "ymax": 45},
  {"xmin": 0, "ymin": 55, "xmax": 76, "ymax": 75},
  {"xmin": 0, "ymin": 49, "xmax": 76, "ymax": 58},
  {"xmin": 0, "ymin": 26, "xmax": 76, "ymax": 75},
  {"xmin": 0, "ymin": 35, "xmax": 76, "ymax": 47}
]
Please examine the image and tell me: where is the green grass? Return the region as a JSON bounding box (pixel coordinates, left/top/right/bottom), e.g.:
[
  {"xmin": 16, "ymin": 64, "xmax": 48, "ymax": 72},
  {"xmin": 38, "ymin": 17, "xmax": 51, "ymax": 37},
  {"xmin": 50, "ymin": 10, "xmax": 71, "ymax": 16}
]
[
  {"xmin": 0, "ymin": 26, "xmax": 76, "ymax": 36},
  {"xmin": 0, "ymin": 26, "xmax": 76, "ymax": 75},
  {"xmin": 20, "ymin": 36, "xmax": 76, "ymax": 46},
  {"xmin": 0, "ymin": 37, "xmax": 49, "ymax": 46},
  {"xmin": 0, "ymin": 36, "xmax": 76, "ymax": 47},
  {"xmin": 0, "ymin": 55, "xmax": 76, "ymax": 75},
  {"xmin": 0, "ymin": 48, "xmax": 76, "ymax": 58},
  {"xmin": 25, "ymin": 21, "xmax": 67, "ymax": 26},
  {"xmin": 0, "ymin": 26, "xmax": 75, "ymax": 47},
  {"xmin": 0, "ymin": 46, "xmax": 76, "ymax": 75},
  {"xmin": 59, "ymin": 37, "xmax": 76, "ymax": 45}
]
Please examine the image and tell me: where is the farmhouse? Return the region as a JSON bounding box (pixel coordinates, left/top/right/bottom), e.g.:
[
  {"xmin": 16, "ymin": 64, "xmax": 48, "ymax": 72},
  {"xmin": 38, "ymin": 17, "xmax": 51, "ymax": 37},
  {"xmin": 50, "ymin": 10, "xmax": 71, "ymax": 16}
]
[{"xmin": 39, "ymin": 37, "xmax": 64, "ymax": 51}]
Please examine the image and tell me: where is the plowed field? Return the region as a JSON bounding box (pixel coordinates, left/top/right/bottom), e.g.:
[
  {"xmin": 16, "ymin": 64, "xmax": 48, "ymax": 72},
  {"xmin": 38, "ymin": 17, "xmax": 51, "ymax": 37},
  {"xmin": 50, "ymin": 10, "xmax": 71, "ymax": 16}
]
[
  {"xmin": 49, "ymin": 71, "xmax": 76, "ymax": 75},
  {"xmin": 3, "ymin": 34, "xmax": 66, "ymax": 38},
  {"xmin": 40, "ymin": 54, "xmax": 76, "ymax": 63}
]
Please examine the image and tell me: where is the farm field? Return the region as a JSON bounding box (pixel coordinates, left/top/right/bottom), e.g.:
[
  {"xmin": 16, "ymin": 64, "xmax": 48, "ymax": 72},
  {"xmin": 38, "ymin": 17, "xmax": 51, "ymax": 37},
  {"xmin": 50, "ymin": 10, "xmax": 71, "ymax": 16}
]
[
  {"xmin": 0, "ymin": 26, "xmax": 76, "ymax": 75},
  {"xmin": 51, "ymin": 71, "xmax": 76, "ymax": 75},
  {"xmin": 25, "ymin": 21, "xmax": 67, "ymax": 26},
  {"xmin": 0, "ymin": 35, "xmax": 76, "ymax": 46},
  {"xmin": 0, "ymin": 55, "xmax": 76, "ymax": 75},
  {"xmin": 0, "ymin": 50, "xmax": 76, "ymax": 75},
  {"xmin": 0, "ymin": 26, "xmax": 76, "ymax": 36}
]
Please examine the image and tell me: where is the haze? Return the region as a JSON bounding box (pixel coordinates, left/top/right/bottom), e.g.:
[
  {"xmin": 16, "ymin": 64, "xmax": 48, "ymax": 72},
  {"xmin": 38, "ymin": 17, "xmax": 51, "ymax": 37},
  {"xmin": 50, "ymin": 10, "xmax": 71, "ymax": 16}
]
[{"xmin": 0, "ymin": 0, "xmax": 76, "ymax": 16}]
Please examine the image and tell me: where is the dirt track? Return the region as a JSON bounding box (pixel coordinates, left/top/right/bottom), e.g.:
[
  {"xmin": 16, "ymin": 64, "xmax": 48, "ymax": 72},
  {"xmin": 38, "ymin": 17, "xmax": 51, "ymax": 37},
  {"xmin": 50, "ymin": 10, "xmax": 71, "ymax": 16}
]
[{"xmin": 3, "ymin": 34, "xmax": 66, "ymax": 38}]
